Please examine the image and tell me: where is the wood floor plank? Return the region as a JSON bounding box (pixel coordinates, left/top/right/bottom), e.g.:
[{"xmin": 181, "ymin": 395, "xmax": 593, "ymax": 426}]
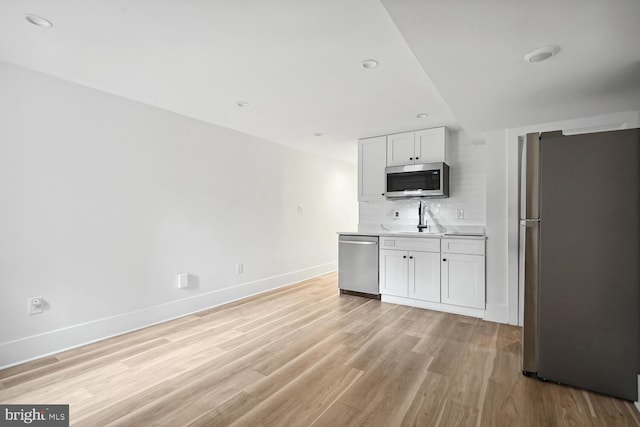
[
  {"xmin": 0, "ymin": 272, "xmax": 637, "ymax": 427},
  {"xmin": 74, "ymin": 348, "xmax": 271, "ymax": 427},
  {"xmin": 338, "ymin": 350, "xmax": 432, "ymax": 426},
  {"xmin": 108, "ymin": 367, "xmax": 265, "ymax": 427},
  {"xmin": 310, "ymin": 401, "xmax": 362, "ymax": 426},
  {"xmin": 1, "ymin": 362, "xmax": 127, "ymax": 405},
  {"xmin": 400, "ymin": 371, "xmax": 452, "ymax": 426},
  {"xmin": 0, "ymin": 356, "xmax": 60, "ymax": 380},
  {"xmin": 0, "ymin": 337, "xmax": 170, "ymax": 391},
  {"xmin": 245, "ymin": 330, "xmax": 357, "ymax": 402},
  {"xmin": 185, "ymin": 391, "xmax": 262, "ymax": 427},
  {"xmin": 229, "ymin": 345, "xmax": 362, "ymax": 427},
  {"xmin": 435, "ymin": 399, "xmax": 479, "ymax": 427}
]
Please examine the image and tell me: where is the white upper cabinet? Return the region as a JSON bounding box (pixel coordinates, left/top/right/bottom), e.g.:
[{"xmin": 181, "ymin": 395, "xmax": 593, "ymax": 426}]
[
  {"xmin": 415, "ymin": 127, "xmax": 448, "ymax": 164},
  {"xmin": 387, "ymin": 127, "xmax": 449, "ymax": 166},
  {"xmin": 358, "ymin": 136, "xmax": 387, "ymax": 202},
  {"xmin": 386, "ymin": 131, "xmax": 415, "ymax": 166}
]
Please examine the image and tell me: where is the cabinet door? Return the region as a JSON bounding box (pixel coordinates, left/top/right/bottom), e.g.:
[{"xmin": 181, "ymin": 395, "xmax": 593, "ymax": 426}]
[
  {"xmin": 379, "ymin": 249, "xmax": 408, "ymax": 297},
  {"xmin": 387, "ymin": 131, "xmax": 415, "ymax": 166},
  {"xmin": 409, "ymin": 251, "xmax": 440, "ymax": 302},
  {"xmin": 358, "ymin": 136, "xmax": 387, "ymax": 201},
  {"xmin": 441, "ymin": 253, "xmax": 485, "ymax": 309},
  {"xmin": 415, "ymin": 127, "xmax": 447, "ymax": 164}
]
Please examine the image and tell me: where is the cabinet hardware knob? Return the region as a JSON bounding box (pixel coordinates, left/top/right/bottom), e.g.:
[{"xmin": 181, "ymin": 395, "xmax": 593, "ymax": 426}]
[
  {"xmin": 409, "ymin": 256, "xmax": 413, "ymax": 259},
  {"xmin": 443, "ymin": 258, "xmax": 447, "ymax": 261},
  {"xmin": 409, "ymin": 157, "xmax": 413, "ymax": 160},
  {"xmin": 381, "ymin": 193, "xmax": 385, "ymax": 196},
  {"xmin": 415, "ymin": 157, "xmax": 419, "ymax": 160},
  {"xmin": 403, "ymin": 255, "xmax": 407, "ymax": 259}
]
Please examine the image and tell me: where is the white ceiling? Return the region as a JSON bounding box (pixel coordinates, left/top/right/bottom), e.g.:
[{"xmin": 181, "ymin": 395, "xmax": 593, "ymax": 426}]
[
  {"xmin": 381, "ymin": 0, "xmax": 640, "ymax": 135},
  {"xmin": 1, "ymin": 1, "xmax": 639, "ymax": 164}
]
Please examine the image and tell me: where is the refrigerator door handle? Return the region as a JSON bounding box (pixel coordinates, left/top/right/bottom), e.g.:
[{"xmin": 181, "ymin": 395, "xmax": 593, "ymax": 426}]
[{"xmin": 520, "ymin": 219, "xmax": 540, "ymax": 226}]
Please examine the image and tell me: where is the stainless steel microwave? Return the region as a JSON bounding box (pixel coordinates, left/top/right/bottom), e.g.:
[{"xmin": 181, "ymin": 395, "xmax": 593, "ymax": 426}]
[{"xmin": 385, "ymin": 162, "xmax": 450, "ymax": 199}]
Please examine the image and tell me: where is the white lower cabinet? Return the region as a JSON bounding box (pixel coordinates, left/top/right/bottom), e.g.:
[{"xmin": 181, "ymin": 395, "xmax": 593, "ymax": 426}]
[
  {"xmin": 379, "ymin": 249, "xmax": 409, "ymax": 297},
  {"xmin": 379, "ymin": 236, "xmax": 486, "ymax": 313},
  {"xmin": 409, "ymin": 251, "xmax": 441, "ymax": 302},
  {"xmin": 440, "ymin": 238, "xmax": 486, "ymax": 309},
  {"xmin": 441, "ymin": 253, "xmax": 485, "ymax": 309},
  {"xmin": 379, "ymin": 237, "xmax": 441, "ymax": 301},
  {"xmin": 380, "ymin": 249, "xmax": 440, "ymax": 301}
]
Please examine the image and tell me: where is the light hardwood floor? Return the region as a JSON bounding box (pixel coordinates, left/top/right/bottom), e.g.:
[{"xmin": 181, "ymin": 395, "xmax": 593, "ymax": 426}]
[{"xmin": 1, "ymin": 272, "xmax": 639, "ymax": 426}]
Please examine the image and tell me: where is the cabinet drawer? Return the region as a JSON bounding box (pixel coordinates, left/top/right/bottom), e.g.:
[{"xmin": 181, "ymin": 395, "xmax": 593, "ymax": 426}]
[
  {"xmin": 441, "ymin": 238, "xmax": 485, "ymax": 255},
  {"xmin": 381, "ymin": 237, "xmax": 440, "ymax": 253}
]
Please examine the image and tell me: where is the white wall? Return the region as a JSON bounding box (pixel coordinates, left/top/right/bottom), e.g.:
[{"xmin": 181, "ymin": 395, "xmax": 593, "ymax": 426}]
[
  {"xmin": 484, "ymin": 129, "xmax": 509, "ymax": 323},
  {"xmin": 0, "ymin": 61, "xmax": 358, "ymax": 368},
  {"xmin": 359, "ymin": 131, "xmax": 486, "ymax": 229}
]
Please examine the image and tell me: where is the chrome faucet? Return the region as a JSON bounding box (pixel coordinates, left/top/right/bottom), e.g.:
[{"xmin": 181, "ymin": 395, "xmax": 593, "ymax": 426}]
[{"xmin": 417, "ymin": 200, "xmax": 429, "ymax": 232}]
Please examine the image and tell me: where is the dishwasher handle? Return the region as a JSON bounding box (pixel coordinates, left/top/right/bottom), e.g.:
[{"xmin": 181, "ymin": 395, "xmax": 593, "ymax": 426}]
[{"xmin": 340, "ymin": 240, "xmax": 378, "ymax": 245}]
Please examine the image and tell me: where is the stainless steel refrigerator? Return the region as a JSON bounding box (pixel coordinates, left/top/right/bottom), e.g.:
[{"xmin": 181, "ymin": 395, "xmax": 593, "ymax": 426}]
[{"xmin": 520, "ymin": 129, "xmax": 640, "ymax": 401}]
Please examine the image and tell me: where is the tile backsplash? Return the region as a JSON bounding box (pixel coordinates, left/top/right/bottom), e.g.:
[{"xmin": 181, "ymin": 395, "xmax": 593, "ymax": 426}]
[{"xmin": 359, "ymin": 131, "xmax": 486, "ymax": 230}]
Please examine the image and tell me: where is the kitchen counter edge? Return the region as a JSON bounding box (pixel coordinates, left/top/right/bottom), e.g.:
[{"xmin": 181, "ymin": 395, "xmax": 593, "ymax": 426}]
[{"xmin": 337, "ymin": 231, "xmax": 486, "ymax": 240}]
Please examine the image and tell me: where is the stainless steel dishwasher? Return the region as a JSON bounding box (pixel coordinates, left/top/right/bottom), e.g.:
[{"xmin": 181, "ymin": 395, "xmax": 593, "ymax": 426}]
[{"xmin": 338, "ymin": 234, "xmax": 380, "ymax": 299}]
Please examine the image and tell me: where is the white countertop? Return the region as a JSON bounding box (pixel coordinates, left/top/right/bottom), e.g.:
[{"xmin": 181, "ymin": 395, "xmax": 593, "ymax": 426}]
[{"xmin": 338, "ymin": 224, "xmax": 486, "ymax": 240}]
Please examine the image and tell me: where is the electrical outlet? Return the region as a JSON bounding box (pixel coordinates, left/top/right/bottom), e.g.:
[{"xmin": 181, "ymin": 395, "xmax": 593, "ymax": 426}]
[
  {"xmin": 394, "ymin": 211, "xmax": 399, "ymax": 218},
  {"xmin": 177, "ymin": 273, "xmax": 189, "ymax": 289},
  {"xmin": 236, "ymin": 264, "xmax": 243, "ymax": 275},
  {"xmin": 28, "ymin": 296, "xmax": 44, "ymax": 315},
  {"xmin": 457, "ymin": 209, "xmax": 465, "ymax": 219}
]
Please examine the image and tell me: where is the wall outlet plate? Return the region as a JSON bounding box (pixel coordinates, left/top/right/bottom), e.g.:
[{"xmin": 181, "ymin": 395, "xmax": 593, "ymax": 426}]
[
  {"xmin": 236, "ymin": 264, "xmax": 243, "ymax": 275},
  {"xmin": 177, "ymin": 273, "xmax": 189, "ymax": 289},
  {"xmin": 457, "ymin": 209, "xmax": 465, "ymax": 219},
  {"xmin": 28, "ymin": 296, "xmax": 44, "ymax": 315}
]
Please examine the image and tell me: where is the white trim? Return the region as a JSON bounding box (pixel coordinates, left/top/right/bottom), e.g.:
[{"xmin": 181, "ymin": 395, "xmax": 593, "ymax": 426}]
[
  {"xmin": 506, "ymin": 136, "xmax": 520, "ymax": 325},
  {"xmin": 0, "ymin": 263, "xmax": 336, "ymax": 370},
  {"xmin": 381, "ymin": 295, "xmax": 485, "ymax": 318}
]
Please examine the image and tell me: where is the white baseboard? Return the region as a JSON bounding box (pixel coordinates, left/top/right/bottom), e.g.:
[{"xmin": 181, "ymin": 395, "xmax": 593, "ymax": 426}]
[
  {"xmin": 381, "ymin": 295, "xmax": 485, "ymax": 319},
  {"xmin": 0, "ymin": 263, "xmax": 336, "ymax": 370},
  {"xmin": 483, "ymin": 303, "xmax": 509, "ymax": 324}
]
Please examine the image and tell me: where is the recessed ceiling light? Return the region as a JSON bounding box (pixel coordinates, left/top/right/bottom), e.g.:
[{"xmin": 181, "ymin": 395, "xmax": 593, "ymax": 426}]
[
  {"xmin": 314, "ymin": 133, "xmax": 323, "ymax": 137},
  {"xmin": 360, "ymin": 59, "xmax": 379, "ymax": 70},
  {"xmin": 524, "ymin": 46, "xmax": 560, "ymax": 63},
  {"xmin": 25, "ymin": 14, "xmax": 53, "ymax": 28},
  {"xmin": 416, "ymin": 113, "xmax": 429, "ymax": 119},
  {"xmin": 236, "ymin": 101, "xmax": 250, "ymax": 107}
]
